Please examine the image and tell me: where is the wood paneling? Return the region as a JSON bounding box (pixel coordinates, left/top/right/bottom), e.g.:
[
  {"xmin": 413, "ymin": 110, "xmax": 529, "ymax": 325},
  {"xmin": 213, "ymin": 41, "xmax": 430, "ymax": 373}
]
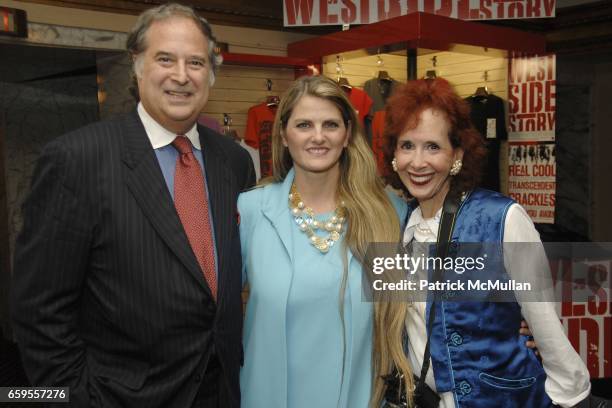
[
  {"xmin": 204, "ymin": 64, "xmax": 295, "ymax": 138},
  {"xmin": 322, "ymin": 51, "xmax": 408, "ymax": 89},
  {"xmin": 417, "ymin": 52, "xmax": 507, "ymax": 99},
  {"xmin": 15, "ymin": 0, "xmax": 285, "ymax": 30}
]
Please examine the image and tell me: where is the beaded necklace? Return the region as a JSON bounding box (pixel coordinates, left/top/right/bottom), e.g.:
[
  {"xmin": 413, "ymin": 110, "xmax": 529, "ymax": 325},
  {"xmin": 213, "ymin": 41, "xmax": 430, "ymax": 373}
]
[{"xmin": 288, "ymin": 182, "xmax": 346, "ymax": 253}]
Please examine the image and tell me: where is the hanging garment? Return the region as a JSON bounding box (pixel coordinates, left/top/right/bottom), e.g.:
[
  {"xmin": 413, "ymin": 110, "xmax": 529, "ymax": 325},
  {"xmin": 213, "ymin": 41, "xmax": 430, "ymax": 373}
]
[
  {"xmin": 465, "ymin": 93, "xmax": 508, "ymax": 192},
  {"xmin": 245, "ymin": 102, "xmax": 277, "ymax": 178}
]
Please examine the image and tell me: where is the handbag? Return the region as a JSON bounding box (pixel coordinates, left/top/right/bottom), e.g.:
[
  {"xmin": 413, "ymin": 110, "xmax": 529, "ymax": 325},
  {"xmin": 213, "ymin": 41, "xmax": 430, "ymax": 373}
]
[
  {"xmin": 382, "ymin": 370, "xmax": 441, "ymax": 408},
  {"xmin": 382, "ymin": 192, "xmax": 460, "ymax": 408}
]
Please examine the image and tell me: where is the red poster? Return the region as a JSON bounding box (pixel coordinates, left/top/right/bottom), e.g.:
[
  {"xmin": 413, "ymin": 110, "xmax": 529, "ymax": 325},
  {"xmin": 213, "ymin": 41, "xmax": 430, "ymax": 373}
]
[
  {"xmin": 507, "ymin": 54, "xmax": 556, "ymax": 224},
  {"xmin": 551, "ymin": 258, "xmax": 612, "ymax": 379}
]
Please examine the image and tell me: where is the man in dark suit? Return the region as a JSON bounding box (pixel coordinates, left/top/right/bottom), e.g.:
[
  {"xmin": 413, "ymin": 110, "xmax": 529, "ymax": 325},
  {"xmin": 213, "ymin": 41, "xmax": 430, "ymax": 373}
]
[{"xmin": 11, "ymin": 4, "xmax": 254, "ymax": 407}]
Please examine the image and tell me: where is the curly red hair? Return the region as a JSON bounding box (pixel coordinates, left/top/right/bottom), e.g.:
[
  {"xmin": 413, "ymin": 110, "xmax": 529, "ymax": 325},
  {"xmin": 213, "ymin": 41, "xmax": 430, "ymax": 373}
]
[{"xmin": 383, "ymin": 78, "xmax": 487, "ymax": 197}]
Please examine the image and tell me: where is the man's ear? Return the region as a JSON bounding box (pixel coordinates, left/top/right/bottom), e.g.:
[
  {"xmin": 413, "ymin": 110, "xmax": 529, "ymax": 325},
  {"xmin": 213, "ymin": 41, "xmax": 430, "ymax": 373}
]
[{"xmin": 132, "ymin": 54, "xmax": 142, "ymax": 78}]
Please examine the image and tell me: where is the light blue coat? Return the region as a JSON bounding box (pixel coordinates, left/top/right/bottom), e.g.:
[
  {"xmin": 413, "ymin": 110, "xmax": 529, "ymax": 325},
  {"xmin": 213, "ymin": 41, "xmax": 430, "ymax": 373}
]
[{"xmin": 238, "ymin": 169, "xmax": 406, "ymax": 407}]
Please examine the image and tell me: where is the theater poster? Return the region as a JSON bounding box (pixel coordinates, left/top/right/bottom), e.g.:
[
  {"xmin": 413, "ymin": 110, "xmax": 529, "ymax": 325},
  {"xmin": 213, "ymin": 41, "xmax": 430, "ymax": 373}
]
[
  {"xmin": 552, "ymin": 255, "xmax": 612, "ymax": 379},
  {"xmin": 507, "ymin": 54, "xmax": 556, "ymax": 224}
]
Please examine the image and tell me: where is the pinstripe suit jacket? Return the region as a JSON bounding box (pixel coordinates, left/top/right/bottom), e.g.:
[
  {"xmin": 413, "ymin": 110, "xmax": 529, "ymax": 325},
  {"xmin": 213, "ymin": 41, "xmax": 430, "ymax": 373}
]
[{"xmin": 11, "ymin": 111, "xmax": 255, "ymax": 407}]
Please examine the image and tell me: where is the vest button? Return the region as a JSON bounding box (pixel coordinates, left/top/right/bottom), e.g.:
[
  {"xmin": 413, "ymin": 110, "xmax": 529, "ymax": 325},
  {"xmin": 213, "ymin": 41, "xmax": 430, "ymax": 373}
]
[
  {"xmin": 457, "ymin": 380, "xmax": 472, "ymax": 395},
  {"xmin": 449, "ymin": 332, "xmax": 463, "ymax": 346}
]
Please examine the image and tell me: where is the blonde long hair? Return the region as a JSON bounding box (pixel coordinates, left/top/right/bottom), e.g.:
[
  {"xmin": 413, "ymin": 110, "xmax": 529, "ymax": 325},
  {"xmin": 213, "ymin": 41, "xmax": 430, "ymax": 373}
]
[
  {"xmin": 372, "ymin": 302, "xmax": 414, "ymax": 406},
  {"xmin": 267, "ymin": 75, "xmax": 404, "ymax": 405}
]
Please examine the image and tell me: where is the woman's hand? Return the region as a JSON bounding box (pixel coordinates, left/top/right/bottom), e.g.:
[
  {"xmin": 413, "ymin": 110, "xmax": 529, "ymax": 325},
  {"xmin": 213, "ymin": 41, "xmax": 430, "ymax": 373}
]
[{"xmin": 520, "ymin": 320, "xmax": 540, "ymax": 358}]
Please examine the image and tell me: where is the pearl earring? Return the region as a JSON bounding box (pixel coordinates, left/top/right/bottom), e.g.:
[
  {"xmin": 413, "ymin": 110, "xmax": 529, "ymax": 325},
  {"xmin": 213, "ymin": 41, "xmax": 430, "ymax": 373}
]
[
  {"xmin": 449, "ymin": 159, "xmax": 463, "ymax": 176},
  {"xmin": 391, "ymin": 158, "xmax": 398, "ymax": 172}
]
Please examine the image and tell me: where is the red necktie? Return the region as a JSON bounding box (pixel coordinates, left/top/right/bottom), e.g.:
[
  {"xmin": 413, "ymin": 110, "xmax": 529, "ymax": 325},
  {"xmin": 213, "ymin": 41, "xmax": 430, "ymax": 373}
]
[{"xmin": 172, "ymin": 136, "xmax": 217, "ymax": 299}]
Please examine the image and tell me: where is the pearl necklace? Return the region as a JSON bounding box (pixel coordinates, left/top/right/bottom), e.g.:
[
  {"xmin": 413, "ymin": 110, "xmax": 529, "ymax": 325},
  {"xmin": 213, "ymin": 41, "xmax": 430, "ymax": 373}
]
[
  {"xmin": 415, "ymin": 222, "xmax": 433, "ymax": 235},
  {"xmin": 288, "ymin": 183, "xmax": 346, "ymax": 253},
  {"xmin": 414, "ymin": 212, "xmax": 440, "ymax": 236}
]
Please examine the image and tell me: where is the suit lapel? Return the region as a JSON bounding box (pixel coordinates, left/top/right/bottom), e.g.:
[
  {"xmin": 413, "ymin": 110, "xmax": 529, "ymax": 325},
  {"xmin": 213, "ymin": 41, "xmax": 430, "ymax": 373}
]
[
  {"xmin": 121, "ymin": 111, "xmax": 211, "ymax": 295},
  {"xmin": 199, "ymin": 127, "xmax": 233, "ymax": 300}
]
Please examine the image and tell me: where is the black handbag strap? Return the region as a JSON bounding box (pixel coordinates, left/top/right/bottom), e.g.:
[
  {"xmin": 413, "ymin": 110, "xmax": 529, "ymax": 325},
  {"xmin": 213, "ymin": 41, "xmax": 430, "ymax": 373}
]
[{"xmin": 414, "ymin": 192, "xmax": 460, "ymax": 397}]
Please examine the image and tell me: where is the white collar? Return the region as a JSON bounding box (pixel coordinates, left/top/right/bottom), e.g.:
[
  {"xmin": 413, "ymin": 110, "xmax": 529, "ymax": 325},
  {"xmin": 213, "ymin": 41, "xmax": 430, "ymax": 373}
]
[
  {"xmin": 406, "ymin": 206, "xmax": 442, "ymax": 228},
  {"xmin": 137, "ymin": 103, "xmax": 200, "ymax": 150},
  {"xmin": 403, "ymin": 206, "xmax": 442, "ymax": 245},
  {"xmin": 406, "ymin": 206, "xmax": 424, "ymax": 230}
]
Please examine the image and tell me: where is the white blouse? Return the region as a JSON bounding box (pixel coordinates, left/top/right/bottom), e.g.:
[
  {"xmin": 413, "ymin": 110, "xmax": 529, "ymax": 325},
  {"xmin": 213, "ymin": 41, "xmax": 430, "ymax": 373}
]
[{"xmin": 403, "ymin": 204, "xmax": 591, "ymax": 408}]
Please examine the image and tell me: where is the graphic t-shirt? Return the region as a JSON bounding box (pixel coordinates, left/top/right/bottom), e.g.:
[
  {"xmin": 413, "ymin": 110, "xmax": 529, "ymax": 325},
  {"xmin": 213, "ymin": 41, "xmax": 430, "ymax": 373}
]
[{"xmin": 245, "ymin": 103, "xmax": 277, "ymax": 178}]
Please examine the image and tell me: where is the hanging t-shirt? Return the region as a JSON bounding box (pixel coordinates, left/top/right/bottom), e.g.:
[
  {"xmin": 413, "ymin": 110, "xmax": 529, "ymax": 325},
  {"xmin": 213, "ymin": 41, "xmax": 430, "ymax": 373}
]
[
  {"xmin": 239, "ymin": 139, "xmax": 261, "ymax": 181},
  {"xmin": 371, "ymin": 110, "xmax": 387, "ymax": 176},
  {"xmin": 465, "ymin": 93, "xmax": 507, "ymax": 192},
  {"xmin": 363, "ymin": 78, "xmax": 400, "ymax": 146},
  {"xmin": 343, "ymin": 87, "xmax": 372, "ymax": 127},
  {"xmin": 363, "ymin": 78, "xmax": 401, "ymax": 114},
  {"xmin": 245, "ymin": 103, "xmax": 277, "ymax": 178}
]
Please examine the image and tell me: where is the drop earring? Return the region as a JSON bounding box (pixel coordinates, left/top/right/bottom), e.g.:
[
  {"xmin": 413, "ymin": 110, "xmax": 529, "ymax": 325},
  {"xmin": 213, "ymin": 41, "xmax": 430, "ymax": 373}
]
[
  {"xmin": 449, "ymin": 159, "xmax": 463, "ymax": 176},
  {"xmin": 391, "ymin": 158, "xmax": 398, "ymax": 172}
]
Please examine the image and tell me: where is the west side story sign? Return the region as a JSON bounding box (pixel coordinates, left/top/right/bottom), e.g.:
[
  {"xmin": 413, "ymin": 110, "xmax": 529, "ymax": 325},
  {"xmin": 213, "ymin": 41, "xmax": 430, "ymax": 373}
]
[
  {"xmin": 284, "ymin": 0, "xmax": 556, "ymax": 26},
  {"xmin": 508, "ymin": 54, "xmax": 556, "ymax": 224}
]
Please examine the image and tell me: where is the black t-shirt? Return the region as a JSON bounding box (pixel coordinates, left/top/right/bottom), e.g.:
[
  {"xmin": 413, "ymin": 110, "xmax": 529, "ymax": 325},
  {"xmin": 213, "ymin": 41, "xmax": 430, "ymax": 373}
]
[{"xmin": 465, "ymin": 93, "xmax": 507, "ymax": 192}]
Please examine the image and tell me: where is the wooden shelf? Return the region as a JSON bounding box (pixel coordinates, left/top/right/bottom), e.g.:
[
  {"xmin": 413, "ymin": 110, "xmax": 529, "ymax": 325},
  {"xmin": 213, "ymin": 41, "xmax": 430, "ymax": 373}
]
[{"xmin": 221, "ymin": 52, "xmax": 316, "ymax": 69}]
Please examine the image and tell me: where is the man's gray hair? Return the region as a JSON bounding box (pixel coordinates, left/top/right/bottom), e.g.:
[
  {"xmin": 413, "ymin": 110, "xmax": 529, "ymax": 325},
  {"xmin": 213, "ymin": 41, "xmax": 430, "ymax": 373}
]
[{"xmin": 127, "ymin": 3, "xmax": 222, "ymax": 85}]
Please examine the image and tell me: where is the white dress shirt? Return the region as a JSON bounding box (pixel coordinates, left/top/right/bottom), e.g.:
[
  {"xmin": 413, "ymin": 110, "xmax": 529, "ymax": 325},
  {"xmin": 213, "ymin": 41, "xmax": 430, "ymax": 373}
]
[{"xmin": 136, "ymin": 103, "xmax": 218, "ymax": 275}]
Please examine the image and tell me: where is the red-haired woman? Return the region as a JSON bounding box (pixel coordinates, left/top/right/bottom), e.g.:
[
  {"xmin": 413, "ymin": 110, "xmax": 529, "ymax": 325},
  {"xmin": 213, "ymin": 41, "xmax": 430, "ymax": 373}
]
[{"xmin": 371, "ymin": 78, "xmax": 590, "ymax": 408}]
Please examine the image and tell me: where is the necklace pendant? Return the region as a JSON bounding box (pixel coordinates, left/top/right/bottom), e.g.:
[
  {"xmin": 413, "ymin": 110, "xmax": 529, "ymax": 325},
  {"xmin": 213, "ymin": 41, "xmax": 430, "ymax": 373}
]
[
  {"xmin": 315, "ymin": 240, "xmax": 329, "ymax": 252},
  {"xmin": 288, "ymin": 182, "xmax": 347, "ymax": 254}
]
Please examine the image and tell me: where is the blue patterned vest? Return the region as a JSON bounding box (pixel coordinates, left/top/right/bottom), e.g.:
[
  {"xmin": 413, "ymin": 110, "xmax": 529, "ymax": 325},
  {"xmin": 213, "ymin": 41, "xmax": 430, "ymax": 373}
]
[{"xmin": 408, "ymin": 189, "xmax": 551, "ymax": 408}]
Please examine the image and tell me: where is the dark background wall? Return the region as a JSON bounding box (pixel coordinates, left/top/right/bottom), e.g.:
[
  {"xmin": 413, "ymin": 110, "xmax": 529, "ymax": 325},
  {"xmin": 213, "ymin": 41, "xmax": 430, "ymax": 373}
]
[
  {"xmin": 0, "ymin": 43, "xmax": 99, "ymax": 341},
  {"xmin": 554, "ymin": 53, "xmax": 612, "ymax": 241}
]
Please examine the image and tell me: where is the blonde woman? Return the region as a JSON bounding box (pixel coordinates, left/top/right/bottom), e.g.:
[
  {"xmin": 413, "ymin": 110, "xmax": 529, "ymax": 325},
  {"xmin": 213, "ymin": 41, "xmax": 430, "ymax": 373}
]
[{"xmin": 238, "ymin": 75, "xmax": 405, "ymax": 407}]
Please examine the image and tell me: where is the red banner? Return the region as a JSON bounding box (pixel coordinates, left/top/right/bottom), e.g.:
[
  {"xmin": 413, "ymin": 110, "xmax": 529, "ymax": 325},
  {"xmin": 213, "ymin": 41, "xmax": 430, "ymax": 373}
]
[
  {"xmin": 3, "ymin": 9, "xmax": 10, "ymax": 32},
  {"xmin": 508, "ymin": 54, "xmax": 556, "ymax": 141},
  {"xmin": 284, "ymin": 0, "xmax": 555, "ymax": 27},
  {"xmin": 552, "ymin": 258, "xmax": 612, "ymax": 379},
  {"xmin": 508, "ymin": 54, "xmax": 556, "ymax": 224}
]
